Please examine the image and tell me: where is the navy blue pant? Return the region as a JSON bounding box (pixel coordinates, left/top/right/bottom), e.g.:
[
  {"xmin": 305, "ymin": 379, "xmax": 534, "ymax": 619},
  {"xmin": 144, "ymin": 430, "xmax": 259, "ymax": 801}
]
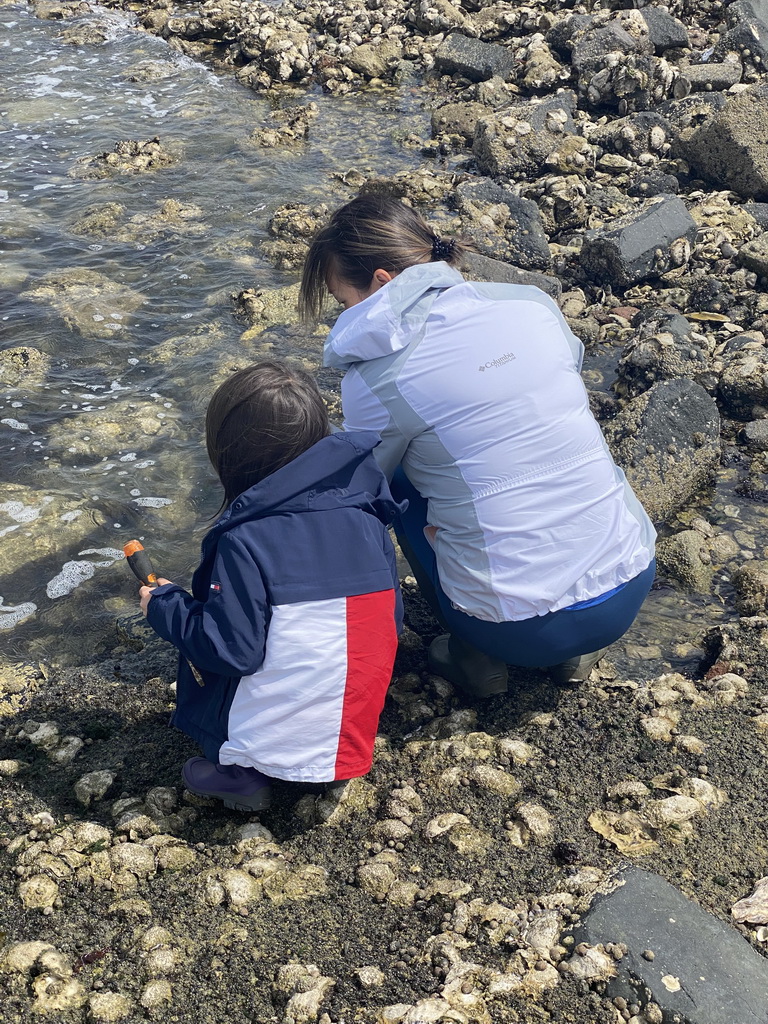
[{"xmin": 391, "ymin": 470, "xmax": 655, "ymax": 668}]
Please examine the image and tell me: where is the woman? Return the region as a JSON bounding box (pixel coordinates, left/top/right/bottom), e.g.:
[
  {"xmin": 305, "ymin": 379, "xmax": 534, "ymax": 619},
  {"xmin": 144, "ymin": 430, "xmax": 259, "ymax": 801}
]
[{"xmin": 299, "ymin": 195, "xmax": 656, "ymax": 697}]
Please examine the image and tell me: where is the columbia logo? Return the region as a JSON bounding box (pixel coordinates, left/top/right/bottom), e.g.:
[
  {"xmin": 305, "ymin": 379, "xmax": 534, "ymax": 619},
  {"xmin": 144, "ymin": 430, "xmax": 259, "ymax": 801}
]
[{"xmin": 479, "ymin": 352, "xmax": 516, "ymax": 371}]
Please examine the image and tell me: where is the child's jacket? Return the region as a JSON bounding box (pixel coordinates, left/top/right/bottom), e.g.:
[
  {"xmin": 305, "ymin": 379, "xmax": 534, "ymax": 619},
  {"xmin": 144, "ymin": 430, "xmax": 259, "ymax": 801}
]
[{"xmin": 146, "ymin": 431, "xmax": 404, "ymax": 783}]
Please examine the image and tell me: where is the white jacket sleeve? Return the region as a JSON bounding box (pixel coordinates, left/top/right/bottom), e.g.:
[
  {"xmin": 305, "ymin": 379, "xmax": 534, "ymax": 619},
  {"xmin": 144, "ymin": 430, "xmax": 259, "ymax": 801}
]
[{"xmin": 341, "ymin": 366, "xmax": 410, "ymax": 480}]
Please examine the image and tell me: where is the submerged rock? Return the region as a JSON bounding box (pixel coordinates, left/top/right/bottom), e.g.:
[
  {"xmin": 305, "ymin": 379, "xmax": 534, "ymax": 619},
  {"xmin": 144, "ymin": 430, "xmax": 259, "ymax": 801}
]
[
  {"xmin": 731, "ymin": 561, "xmax": 768, "ymax": 614},
  {"xmin": 70, "ymin": 137, "xmax": 178, "ymax": 178},
  {"xmin": 656, "ymin": 529, "xmax": 714, "ymax": 593},
  {"xmin": 19, "ymin": 269, "xmax": 145, "ymax": 339},
  {"xmin": 0, "ymin": 346, "xmax": 51, "ymax": 387}
]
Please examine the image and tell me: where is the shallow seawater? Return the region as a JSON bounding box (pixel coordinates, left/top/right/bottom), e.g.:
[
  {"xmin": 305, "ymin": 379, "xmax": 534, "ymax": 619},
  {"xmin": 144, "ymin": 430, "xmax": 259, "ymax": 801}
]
[
  {"xmin": 0, "ymin": 3, "xmax": 429, "ymax": 663},
  {"xmin": 0, "ymin": 4, "xmax": 761, "ymax": 674}
]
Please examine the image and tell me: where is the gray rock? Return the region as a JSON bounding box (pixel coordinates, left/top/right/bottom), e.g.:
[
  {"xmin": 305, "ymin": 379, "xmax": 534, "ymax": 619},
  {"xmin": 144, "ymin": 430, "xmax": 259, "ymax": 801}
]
[
  {"xmin": 461, "ymin": 252, "xmax": 562, "ymax": 301},
  {"xmin": 579, "ymin": 195, "xmax": 697, "ymax": 287},
  {"xmin": 640, "ymin": 7, "xmax": 690, "ymax": 54},
  {"xmin": 411, "ymin": 0, "xmax": 466, "ymax": 35},
  {"xmin": 615, "ymin": 308, "xmax": 715, "ymax": 397},
  {"xmin": 576, "ymin": 866, "xmax": 768, "ymax": 1024},
  {"xmin": 628, "ymin": 170, "xmax": 680, "ymax": 198},
  {"xmin": 683, "ymin": 61, "xmax": 743, "ymax": 93},
  {"xmin": 433, "ymin": 32, "xmax": 515, "ymax": 82},
  {"xmin": 579, "ymin": 52, "xmax": 689, "ymax": 113},
  {"xmin": 589, "ymin": 111, "xmax": 672, "ymax": 159},
  {"xmin": 604, "ymin": 379, "xmax": 721, "ymax": 522},
  {"xmin": 473, "ymin": 91, "xmax": 577, "ymax": 179},
  {"xmin": 716, "ymin": 0, "xmax": 768, "ymax": 66},
  {"xmin": 680, "ymin": 86, "xmax": 768, "ymax": 200},
  {"xmin": 744, "ymin": 201, "xmax": 768, "ymax": 229},
  {"xmin": 738, "ymin": 231, "xmax": 768, "ymax": 276},
  {"xmin": 74, "ymin": 770, "xmax": 116, "ymax": 807},
  {"xmin": 741, "ymin": 419, "xmax": 768, "ymax": 450},
  {"xmin": 431, "ymin": 101, "xmax": 488, "ymax": 144},
  {"xmin": 656, "ymin": 530, "xmax": 714, "ymax": 593},
  {"xmin": 731, "ymin": 561, "xmax": 768, "ymax": 615},
  {"xmin": 453, "ymin": 178, "xmax": 552, "ymax": 271},
  {"xmin": 570, "ymin": 23, "xmax": 644, "ymax": 75},
  {"xmin": 345, "ymin": 40, "xmax": 402, "ymax": 79},
  {"xmin": 545, "ymin": 14, "xmax": 594, "ymax": 59},
  {"xmin": 660, "ymin": 91, "xmax": 728, "ymax": 131},
  {"xmin": 718, "ymin": 337, "xmax": 768, "ymax": 418}
]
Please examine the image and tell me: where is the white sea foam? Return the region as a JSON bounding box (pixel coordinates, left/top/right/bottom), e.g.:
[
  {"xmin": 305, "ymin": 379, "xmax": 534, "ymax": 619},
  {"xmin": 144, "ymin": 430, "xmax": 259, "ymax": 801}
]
[
  {"xmin": 78, "ymin": 547, "xmax": 122, "ymax": 561},
  {"xmin": 1, "ymin": 418, "xmax": 29, "ymax": 431},
  {"xmin": 132, "ymin": 497, "xmax": 171, "ymax": 508},
  {"xmin": 1, "ymin": 498, "xmax": 52, "ymax": 523},
  {"xmin": 0, "ymin": 598, "xmax": 36, "ymax": 630},
  {"xmin": 46, "ymin": 560, "xmax": 95, "ymax": 599},
  {"xmin": 46, "ymin": 548, "xmax": 122, "ymax": 599}
]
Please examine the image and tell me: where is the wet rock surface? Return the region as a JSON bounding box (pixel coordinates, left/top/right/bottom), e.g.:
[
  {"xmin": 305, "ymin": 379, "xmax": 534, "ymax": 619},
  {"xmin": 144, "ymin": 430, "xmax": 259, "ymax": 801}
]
[
  {"xmin": 4, "ymin": 0, "xmax": 768, "ymax": 1021},
  {"xmin": 576, "ymin": 867, "xmax": 768, "ymax": 1023}
]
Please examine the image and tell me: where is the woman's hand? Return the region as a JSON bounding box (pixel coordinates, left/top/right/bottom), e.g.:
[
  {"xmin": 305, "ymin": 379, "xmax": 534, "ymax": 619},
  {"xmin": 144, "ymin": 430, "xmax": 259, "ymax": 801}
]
[{"xmin": 139, "ymin": 578, "xmax": 173, "ymax": 617}]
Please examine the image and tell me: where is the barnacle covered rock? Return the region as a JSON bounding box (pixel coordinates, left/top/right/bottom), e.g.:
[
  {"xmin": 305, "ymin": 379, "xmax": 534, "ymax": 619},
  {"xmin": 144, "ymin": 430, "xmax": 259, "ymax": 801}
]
[{"xmin": 473, "ymin": 90, "xmax": 577, "ymax": 179}]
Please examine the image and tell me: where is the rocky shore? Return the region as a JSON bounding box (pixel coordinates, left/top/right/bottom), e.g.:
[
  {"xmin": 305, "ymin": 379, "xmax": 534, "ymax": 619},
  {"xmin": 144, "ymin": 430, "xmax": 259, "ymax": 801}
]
[{"xmin": 3, "ymin": 0, "xmax": 768, "ymax": 1021}]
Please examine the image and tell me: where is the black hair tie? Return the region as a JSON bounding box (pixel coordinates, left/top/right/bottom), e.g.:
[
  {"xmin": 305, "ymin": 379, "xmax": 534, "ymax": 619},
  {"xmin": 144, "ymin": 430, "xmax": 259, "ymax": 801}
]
[{"xmin": 431, "ymin": 235, "xmax": 455, "ymax": 261}]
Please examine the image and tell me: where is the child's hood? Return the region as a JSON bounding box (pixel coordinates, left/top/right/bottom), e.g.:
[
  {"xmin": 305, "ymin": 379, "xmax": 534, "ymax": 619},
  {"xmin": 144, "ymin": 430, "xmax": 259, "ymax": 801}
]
[
  {"xmin": 324, "ymin": 261, "xmax": 465, "ymax": 370},
  {"xmin": 214, "ymin": 430, "xmax": 404, "ymax": 532}
]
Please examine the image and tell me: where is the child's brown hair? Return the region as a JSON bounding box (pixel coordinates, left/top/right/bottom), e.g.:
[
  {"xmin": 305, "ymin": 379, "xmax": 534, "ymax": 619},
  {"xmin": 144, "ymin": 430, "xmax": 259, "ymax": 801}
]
[{"xmin": 206, "ymin": 361, "xmax": 330, "ymax": 506}]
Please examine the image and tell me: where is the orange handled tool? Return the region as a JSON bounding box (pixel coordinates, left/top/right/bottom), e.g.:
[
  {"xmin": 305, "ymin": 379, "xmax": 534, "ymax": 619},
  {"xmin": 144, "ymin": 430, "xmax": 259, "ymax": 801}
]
[{"xmin": 123, "ymin": 540, "xmax": 158, "ymax": 587}]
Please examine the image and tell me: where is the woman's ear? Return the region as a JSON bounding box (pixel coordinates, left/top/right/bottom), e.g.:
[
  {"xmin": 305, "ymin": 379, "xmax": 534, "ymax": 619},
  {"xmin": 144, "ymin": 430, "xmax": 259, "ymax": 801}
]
[{"xmin": 372, "ymin": 269, "xmax": 394, "ymax": 287}]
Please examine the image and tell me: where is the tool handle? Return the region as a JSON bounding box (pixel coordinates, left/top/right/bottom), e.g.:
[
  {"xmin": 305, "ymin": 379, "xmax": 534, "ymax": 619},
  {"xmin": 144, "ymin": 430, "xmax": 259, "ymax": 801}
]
[{"xmin": 123, "ymin": 540, "xmax": 159, "ymax": 587}]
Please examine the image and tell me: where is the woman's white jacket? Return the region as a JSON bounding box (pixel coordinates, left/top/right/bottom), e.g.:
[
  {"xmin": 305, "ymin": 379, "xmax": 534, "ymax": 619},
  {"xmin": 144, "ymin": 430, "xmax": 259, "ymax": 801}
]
[{"xmin": 324, "ymin": 262, "xmax": 656, "ymax": 623}]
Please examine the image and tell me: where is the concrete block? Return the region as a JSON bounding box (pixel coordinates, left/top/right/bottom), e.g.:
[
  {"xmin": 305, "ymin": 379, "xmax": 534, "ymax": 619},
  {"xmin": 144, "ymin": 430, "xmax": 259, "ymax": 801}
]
[
  {"xmin": 576, "ymin": 867, "xmax": 768, "ymax": 1024},
  {"xmin": 580, "ymin": 195, "xmax": 697, "ymax": 287}
]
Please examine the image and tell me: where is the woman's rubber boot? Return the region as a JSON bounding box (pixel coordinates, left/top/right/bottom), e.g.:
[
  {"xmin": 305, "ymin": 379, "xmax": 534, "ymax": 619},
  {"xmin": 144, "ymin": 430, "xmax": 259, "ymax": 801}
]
[
  {"xmin": 548, "ymin": 647, "xmax": 609, "ymax": 686},
  {"xmin": 428, "ymin": 634, "xmax": 508, "ymax": 698}
]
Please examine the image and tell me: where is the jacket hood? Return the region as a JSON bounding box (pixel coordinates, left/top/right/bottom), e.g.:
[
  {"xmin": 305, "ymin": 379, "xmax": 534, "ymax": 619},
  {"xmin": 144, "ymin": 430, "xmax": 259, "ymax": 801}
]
[
  {"xmin": 324, "ymin": 262, "xmax": 465, "ymax": 369},
  {"xmin": 213, "ymin": 430, "xmax": 404, "ymax": 534}
]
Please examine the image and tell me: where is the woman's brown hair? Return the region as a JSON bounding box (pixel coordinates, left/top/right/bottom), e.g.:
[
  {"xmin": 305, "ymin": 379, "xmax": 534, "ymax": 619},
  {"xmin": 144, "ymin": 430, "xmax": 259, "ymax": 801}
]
[
  {"xmin": 299, "ymin": 193, "xmax": 469, "ymax": 322},
  {"xmin": 206, "ymin": 361, "xmax": 330, "ymax": 507}
]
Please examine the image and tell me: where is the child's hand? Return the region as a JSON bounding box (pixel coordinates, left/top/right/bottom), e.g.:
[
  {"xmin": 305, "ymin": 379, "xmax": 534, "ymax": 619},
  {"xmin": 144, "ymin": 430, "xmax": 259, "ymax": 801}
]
[{"xmin": 139, "ymin": 578, "xmax": 173, "ymax": 617}]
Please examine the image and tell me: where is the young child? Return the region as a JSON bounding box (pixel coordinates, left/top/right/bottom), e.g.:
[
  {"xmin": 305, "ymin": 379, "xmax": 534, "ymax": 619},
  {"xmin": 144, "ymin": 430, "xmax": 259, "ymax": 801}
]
[{"xmin": 139, "ymin": 361, "xmax": 404, "ymax": 812}]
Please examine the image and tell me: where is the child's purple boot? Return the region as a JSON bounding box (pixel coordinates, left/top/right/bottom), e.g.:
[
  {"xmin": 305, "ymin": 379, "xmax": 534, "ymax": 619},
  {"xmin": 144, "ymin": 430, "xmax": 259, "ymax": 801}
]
[{"xmin": 182, "ymin": 757, "xmax": 272, "ymax": 812}]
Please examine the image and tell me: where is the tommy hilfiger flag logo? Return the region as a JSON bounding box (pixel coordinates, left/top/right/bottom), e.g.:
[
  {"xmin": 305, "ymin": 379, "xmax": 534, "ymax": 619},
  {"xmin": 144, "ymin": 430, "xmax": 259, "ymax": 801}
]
[{"xmin": 210, "ymin": 582, "xmax": 222, "ymax": 593}]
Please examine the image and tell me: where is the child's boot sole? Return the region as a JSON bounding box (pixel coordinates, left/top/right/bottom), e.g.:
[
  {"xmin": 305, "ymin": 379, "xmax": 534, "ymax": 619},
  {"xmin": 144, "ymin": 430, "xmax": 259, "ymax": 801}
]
[
  {"xmin": 183, "ymin": 782, "xmax": 272, "ymax": 812},
  {"xmin": 222, "ymin": 795, "xmax": 272, "ymax": 812}
]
